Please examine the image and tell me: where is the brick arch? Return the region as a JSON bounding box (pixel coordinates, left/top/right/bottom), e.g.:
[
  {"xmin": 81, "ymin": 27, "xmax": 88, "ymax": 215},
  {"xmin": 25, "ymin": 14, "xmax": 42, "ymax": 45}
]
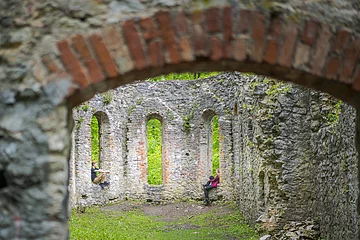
[{"xmin": 39, "ymin": 6, "xmax": 360, "ymax": 108}]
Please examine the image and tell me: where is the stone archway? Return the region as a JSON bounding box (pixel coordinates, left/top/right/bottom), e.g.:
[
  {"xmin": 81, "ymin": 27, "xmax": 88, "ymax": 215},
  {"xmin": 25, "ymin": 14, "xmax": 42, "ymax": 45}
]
[
  {"xmin": 0, "ymin": 2, "xmax": 359, "ymax": 239},
  {"xmin": 37, "ymin": 7, "xmax": 360, "ymax": 109}
]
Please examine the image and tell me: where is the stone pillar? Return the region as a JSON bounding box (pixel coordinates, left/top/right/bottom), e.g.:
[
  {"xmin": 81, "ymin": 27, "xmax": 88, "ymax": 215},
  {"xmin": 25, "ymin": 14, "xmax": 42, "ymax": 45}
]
[
  {"xmin": 356, "ymin": 109, "xmax": 360, "ymax": 240},
  {"xmin": 0, "ymin": 97, "xmax": 71, "ymax": 239}
]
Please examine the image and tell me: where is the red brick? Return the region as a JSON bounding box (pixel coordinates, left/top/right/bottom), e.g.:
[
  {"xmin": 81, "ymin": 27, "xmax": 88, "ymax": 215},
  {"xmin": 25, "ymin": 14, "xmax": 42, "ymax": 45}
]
[
  {"xmin": 103, "ymin": 25, "xmax": 134, "ymax": 73},
  {"xmin": 57, "ymin": 40, "xmax": 89, "ymax": 88},
  {"xmin": 210, "ymin": 37, "xmax": 222, "ymax": 61},
  {"xmin": 88, "ymin": 33, "xmax": 119, "ymax": 78},
  {"xmin": 192, "ymin": 11, "xmax": 203, "ymax": 24},
  {"xmin": 340, "ymin": 37, "xmax": 360, "ymax": 83},
  {"xmin": 232, "ymin": 38, "xmax": 246, "ymax": 61},
  {"xmin": 311, "ymin": 25, "xmax": 332, "ymax": 76},
  {"xmin": 148, "ymin": 41, "xmax": 164, "ymax": 67},
  {"xmin": 71, "ymin": 34, "xmax": 105, "ymax": 83},
  {"xmin": 178, "ymin": 37, "xmax": 194, "ymax": 62},
  {"xmin": 84, "ymin": 58, "xmax": 105, "ymax": 83},
  {"xmin": 50, "ymin": 71, "xmax": 78, "ymax": 98},
  {"xmin": 264, "ymin": 17, "xmax": 282, "ymax": 64},
  {"xmin": 293, "ymin": 43, "xmax": 311, "ymax": 69},
  {"xmin": 122, "ymin": 20, "xmax": 148, "ymax": 70},
  {"xmin": 206, "ymin": 8, "xmax": 220, "ymax": 33},
  {"xmin": 352, "ymin": 65, "xmax": 360, "ymax": 91},
  {"xmin": 157, "ymin": 11, "xmax": 180, "ymax": 64},
  {"xmin": 223, "ymin": 7, "xmax": 232, "ymax": 41},
  {"xmin": 42, "ymin": 54, "xmax": 61, "ymax": 73},
  {"xmin": 301, "ymin": 20, "xmax": 319, "ymax": 46},
  {"xmin": 279, "ymin": 20, "xmax": 298, "ymax": 68},
  {"xmin": 173, "ymin": 12, "xmax": 188, "ymax": 37},
  {"xmin": 191, "ymin": 11, "xmax": 207, "ymax": 56},
  {"xmin": 223, "ymin": 7, "xmax": 232, "ymax": 59},
  {"xmin": 325, "ymin": 56, "xmax": 341, "ymax": 80},
  {"xmin": 237, "ymin": 9, "xmax": 251, "ymax": 34},
  {"xmin": 72, "ymin": 34, "xmax": 91, "ymax": 60},
  {"xmin": 332, "ymin": 28, "xmax": 351, "ymax": 53},
  {"xmin": 139, "ymin": 17, "xmax": 158, "ymax": 41},
  {"xmin": 250, "ymin": 12, "xmax": 266, "ymax": 62},
  {"xmin": 264, "ymin": 40, "xmax": 279, "ymax": 65}
]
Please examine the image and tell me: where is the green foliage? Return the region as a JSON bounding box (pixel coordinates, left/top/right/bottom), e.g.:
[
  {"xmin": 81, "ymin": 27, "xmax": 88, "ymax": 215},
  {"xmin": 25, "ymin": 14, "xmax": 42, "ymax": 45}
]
[
  {"xmin": 247, "ymin": 138, "xmax": 254, "ymax": 147},
  {"xmin": 127, "ymin": 105, "xmax": 136, "ymax": 115},
  {"xmin": 327, "ymin": 100, "xmax": 342, "ymax": 125},
  {"xmin": 146, "ymin": 72, "xmax": 221, "ymax": 82},
  {"xmin": 212, "ymin": 116, "xmax": 220, "ymax": 176},
  {"xmin": 147, "ymin": 119, "xmax": 162, "ymax": 185},
  {"xmin": 76, "ymin": 117, "xmax": 84, "ymax": 130},
  {"xmin": 265, "ymin": 80, "xmax": 291, "ymax": 97},
  {"xmin": 91, "ymin": 116, "xmax": 100, "ymax": 164},
  {"xmin": 182, "ymin": 103, "xmax": 198, "ymax": 133},
  {"xmin": 81, "ymin": 105, "xmax": 89, "ymax": 112},
  {"xmin": 102, "ymin": 92, "xmax": 113, "ymax": 106},
  {"xmin": 69, "ymin": 202, "xmax": 260, "ymax": 240}
]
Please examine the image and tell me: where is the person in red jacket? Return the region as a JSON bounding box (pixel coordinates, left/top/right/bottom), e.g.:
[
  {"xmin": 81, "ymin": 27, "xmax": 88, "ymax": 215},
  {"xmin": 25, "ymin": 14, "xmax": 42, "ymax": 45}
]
[{"xmin": 203, "ymin": 169, "xmax": 220, "ymax": 205}]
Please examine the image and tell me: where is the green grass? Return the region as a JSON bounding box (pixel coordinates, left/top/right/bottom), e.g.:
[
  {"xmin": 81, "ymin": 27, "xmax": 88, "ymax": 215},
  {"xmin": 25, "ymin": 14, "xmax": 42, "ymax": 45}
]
[{"xmin": 69, "ymin": 202, "xmax": 259, "ymax": 240}]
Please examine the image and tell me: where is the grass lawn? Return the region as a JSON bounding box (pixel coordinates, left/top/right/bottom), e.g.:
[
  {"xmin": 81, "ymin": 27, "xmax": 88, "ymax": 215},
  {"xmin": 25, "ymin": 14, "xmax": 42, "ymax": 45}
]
[{"xmin": 69, "ymin": 201, "xmax": 260, "ymax": 240}]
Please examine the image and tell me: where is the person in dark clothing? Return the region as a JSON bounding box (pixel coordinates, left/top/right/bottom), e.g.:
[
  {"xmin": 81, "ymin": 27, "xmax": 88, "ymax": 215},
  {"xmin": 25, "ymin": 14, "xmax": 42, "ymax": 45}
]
[
  {"xmin": 203, "ymin": 175, "xmax": 215, "ymax": 187},
  {"xmin": 203, "ymin": 169, "xmax": 220, "ymax": 205},
  {"xmin": 91, "ymin": 162, "xmax": 110, "ymax": 189}
]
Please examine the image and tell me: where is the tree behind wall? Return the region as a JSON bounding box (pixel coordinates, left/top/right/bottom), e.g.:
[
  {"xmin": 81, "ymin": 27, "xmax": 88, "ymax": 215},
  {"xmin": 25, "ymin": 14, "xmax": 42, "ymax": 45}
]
[
  {"xmin": 147, "ymin": 119, "xmax": 162, "ymax": 185},
  {"xmin": 91, "ymin": 116, "xmax": 100, "ymax": 166},
  {"xmin": 212, "ymin": 116, "xmax": 220, "ymax": 176}
]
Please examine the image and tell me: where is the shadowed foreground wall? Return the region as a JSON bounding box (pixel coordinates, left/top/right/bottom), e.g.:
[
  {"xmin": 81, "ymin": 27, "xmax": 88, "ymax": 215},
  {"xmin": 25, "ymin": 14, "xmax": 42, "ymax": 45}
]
[{"xmin": 233, "ymin": 74, "xmax": 358, "ymax": 238}]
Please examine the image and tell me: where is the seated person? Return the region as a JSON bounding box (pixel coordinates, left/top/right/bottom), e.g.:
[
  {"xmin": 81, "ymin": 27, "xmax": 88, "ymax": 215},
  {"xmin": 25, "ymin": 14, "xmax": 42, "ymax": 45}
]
[
  {"xmin": 203, "ymin": 169, "xmax": 220, "ymax": 205},
  {"xmin": 91, "ymin": 162, "xmax": 110, "ymax": 189},
  {"xmin": 203, "ymin": 175, "xmax": 215, "ymax": 187}
]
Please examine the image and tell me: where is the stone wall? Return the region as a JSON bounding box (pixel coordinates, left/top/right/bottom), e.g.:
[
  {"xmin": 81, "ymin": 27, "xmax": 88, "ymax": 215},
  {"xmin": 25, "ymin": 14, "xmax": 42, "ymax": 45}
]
[
  {"xmin": 0, "ymin": 0, "xmax": 359, "ymax": 239},
  {"xmin": 311, "ymin": 94, "xmax": 359, "ymax": 239},
  {"xmin": 70, "ymin": 73, "xmax": 238, "ymax": 206},
  {"xmin": 232, "ymin": 74, "xmax": 358, "ymax": 238},
  {"xmin": 71, "ymin": 72, "xmax": 358, "ymax": 239}
]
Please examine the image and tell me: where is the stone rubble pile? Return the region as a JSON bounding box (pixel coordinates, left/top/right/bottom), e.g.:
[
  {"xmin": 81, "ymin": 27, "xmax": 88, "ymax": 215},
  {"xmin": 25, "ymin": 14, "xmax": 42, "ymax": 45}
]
[{"xmin": 260, "ymin": 220, "xmax": 320, "ymax": 240}]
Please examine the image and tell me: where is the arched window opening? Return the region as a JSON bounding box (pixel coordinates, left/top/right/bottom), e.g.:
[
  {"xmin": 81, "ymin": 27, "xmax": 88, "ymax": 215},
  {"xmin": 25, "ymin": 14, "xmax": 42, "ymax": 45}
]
[
  {"xmin": 147, "ymin": 118, "xmax": 163, "ymax": 185},
  {"xmin": 211, "ymin": 115, "xmax": 220, "ymax": 176},
  {"xmin": 91, "ymin": 115, "xmax": 100, "ymax": 166},
  {"xmin": 259, "ymin": 171, "xmax": 265, "ymax": 213}
]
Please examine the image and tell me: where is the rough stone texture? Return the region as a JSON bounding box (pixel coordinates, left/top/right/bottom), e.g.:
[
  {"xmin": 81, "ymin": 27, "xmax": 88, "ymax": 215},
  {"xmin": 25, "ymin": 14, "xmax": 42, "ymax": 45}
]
[
  {"xmin": 231, "ymin": 73, "xmax": 358, "ymax": 238},
  {"xmin": 70, "ymin": 73, "xmax": 237, "ymax": 205},
  {"xmin": 0, "ymin": 0, "xmax": 359, "ymax": 239},
  {"xmin": 70, "ymin": 72, "xmax": 358, "ymax": 239}
]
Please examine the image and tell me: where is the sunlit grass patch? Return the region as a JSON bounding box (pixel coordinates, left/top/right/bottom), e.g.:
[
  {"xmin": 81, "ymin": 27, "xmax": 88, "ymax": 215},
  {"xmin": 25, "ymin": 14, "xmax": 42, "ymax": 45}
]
[{"xmin": 69, "ymin": 202, "xmax": 259, "ymax": 240}]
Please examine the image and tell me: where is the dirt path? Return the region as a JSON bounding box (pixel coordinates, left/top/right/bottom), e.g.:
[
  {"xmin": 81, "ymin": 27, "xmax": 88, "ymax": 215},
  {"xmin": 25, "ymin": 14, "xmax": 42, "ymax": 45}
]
[{"xmin": 101, "ymin": 201, "xmax": 236, "ymax": 222}]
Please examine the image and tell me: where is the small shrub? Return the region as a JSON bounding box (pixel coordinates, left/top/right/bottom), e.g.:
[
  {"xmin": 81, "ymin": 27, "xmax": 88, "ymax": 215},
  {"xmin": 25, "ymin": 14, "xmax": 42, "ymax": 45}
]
[{"xmin": 102, "ymin": 92, "xmax": 112, "ymax": 106}]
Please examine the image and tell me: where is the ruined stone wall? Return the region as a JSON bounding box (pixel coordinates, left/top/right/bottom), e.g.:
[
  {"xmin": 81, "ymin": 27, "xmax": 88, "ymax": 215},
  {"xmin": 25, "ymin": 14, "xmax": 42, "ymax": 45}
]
[
  {"xmin": 311, "ymin": 94, "xmax": 359, "ymax": 239},
  {"xmin": 232, "ymin": 74, "xmax": 358, "ymax": 238},
  {"xmin": 71, "ymin": 73, "xmax": 238, "ymax": 205},
  {"xmin": 71, "ymin": 72, "xmax": 358, "ymax": 239},
  {"xmin": 1, "ymin": 0, "xmax": 359, "ymax": 239}
]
